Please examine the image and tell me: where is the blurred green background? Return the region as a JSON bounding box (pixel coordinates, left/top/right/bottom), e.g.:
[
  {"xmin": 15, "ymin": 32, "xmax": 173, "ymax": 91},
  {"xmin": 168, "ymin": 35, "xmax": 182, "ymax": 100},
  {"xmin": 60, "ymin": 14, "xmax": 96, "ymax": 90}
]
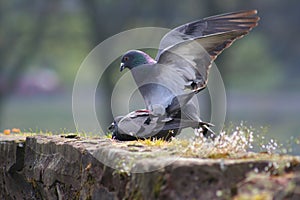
[{"xmin": 1, "ymin": 0, "xmax": 299, "ymax": 152}]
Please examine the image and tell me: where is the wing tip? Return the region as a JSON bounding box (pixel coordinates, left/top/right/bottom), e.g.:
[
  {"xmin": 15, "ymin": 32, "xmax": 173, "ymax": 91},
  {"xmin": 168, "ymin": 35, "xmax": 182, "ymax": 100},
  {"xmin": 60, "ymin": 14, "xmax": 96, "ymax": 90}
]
[
  {"xmin": 230, "ymin": 9, "xmax": 258, "ymax": 16},
  {"xmin": 203, "ymin": 9, "xmax": 260, "ymax": 32},
  {"xmin": 244, "ymin": 9, "xmax": 258, "ymax": 15},
  {"xmin": 207, "ymin": 9, "xmax": 259, "ymax": 20}
]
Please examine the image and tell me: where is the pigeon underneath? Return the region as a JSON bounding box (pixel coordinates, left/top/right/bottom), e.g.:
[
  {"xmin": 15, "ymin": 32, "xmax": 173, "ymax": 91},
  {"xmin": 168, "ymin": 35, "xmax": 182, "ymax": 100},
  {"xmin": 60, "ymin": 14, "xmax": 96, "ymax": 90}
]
[{"xmin": 108, "ymin": 110, "xmax": 214, "ymax": 141}]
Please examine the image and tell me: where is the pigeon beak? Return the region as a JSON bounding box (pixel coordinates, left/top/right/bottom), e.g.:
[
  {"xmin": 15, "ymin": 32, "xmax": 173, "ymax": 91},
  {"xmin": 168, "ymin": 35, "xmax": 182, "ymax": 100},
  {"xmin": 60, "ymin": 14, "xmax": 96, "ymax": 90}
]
[
  {"xmin": 108, "ymin": 122, "xmax": 115, "ymax": 132},
  {"xmin": 120, "ymin": 63, "xmax": 125, "ymax": 72}
]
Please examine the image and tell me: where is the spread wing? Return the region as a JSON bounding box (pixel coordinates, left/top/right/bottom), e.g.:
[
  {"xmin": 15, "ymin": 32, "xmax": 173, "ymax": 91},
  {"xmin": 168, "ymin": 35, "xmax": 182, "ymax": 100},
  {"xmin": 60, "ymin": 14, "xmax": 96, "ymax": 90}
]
[
  {"xmin": 156, "ymin": 10, "xmax": 259, "ymax": 90},
  {"xmin": 156, "ymin": 10, "xmax": 259, "ymax": 58}
]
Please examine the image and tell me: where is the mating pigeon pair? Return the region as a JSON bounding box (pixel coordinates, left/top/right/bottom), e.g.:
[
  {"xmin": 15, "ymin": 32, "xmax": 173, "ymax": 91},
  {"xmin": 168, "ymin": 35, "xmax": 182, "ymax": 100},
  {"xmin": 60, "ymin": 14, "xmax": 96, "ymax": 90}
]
[{"xmin": 109, "ymin": 10, "xmax": 259, "ymax": 141}]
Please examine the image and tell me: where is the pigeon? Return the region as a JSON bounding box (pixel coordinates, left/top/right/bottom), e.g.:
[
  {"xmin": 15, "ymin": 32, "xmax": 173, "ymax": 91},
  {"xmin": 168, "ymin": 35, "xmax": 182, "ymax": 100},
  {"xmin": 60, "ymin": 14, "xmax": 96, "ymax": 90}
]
[
  {"xmin": 113, "ymin": 10, "xmax": 259, "ymax": 140},
  {"xmin": 108, "ymin": 109, "xmax": 214, "ymax": 141},
  {"xmin": 120, "ymin": 10, "xmax": 259, "ymax": 121}
]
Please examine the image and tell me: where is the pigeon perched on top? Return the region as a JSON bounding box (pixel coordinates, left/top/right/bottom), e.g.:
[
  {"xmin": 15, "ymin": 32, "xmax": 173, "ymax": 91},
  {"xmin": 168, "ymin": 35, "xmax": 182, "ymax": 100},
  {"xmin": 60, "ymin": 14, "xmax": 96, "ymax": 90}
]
[{"xmin": 111, "ymin": 10, "xmax": 259, "ymax": 140}]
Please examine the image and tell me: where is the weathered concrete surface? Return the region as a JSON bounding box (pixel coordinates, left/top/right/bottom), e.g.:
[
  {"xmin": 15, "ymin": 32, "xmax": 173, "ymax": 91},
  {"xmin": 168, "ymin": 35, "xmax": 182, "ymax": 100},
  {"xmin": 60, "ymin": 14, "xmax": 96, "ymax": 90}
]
[
  {"xmin": 235, "ymin": 172, "xmax": 300, "ymax": 199},
  {"xmin": 0, "ymin": 134, "xmax": 300, "ymax": 200}
]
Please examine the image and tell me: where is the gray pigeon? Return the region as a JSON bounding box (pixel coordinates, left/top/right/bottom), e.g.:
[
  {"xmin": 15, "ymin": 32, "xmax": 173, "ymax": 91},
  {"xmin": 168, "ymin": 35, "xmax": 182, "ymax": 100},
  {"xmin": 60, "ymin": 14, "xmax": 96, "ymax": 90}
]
[
  {"xmin": 120, "ymin": 10, "xmax": 259, "ymax": 124},
  {"xmin": 113, "ymin": 10, "xmax": 259, "ymax": 140},
  {"xmin": 108, "ymin": 110, "xmax": 214, "ymax": 141}
]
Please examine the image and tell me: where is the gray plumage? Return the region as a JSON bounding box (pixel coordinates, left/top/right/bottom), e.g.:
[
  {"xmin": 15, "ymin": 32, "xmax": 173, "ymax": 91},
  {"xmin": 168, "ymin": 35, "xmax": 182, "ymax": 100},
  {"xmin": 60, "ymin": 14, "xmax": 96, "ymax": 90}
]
[
  {"xmin": 109, "ymin": 110, "xmax": 213, "ymax": 141},
  {"xmin": 113, "ymin": 10, "xmax": 259, "ymax": 140},
  {"xmin": 120, "ymin": 10, "xmax": 259, "ymax": 120}
]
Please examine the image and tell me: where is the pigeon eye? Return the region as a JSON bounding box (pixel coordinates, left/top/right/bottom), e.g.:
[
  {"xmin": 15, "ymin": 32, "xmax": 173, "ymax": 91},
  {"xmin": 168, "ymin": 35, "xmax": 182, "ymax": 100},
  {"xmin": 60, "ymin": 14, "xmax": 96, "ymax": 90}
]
[{"xmin": 124, "ymin": 57, "xmax": 129, "ymax": 61}]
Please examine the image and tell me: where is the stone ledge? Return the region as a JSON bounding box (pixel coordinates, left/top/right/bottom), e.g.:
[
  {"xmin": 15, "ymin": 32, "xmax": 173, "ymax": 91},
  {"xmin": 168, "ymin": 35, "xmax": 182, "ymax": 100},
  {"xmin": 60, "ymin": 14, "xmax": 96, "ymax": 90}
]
[{"xmin": 0, "ymin": 134, "xmax": 299, "ymax": 199}]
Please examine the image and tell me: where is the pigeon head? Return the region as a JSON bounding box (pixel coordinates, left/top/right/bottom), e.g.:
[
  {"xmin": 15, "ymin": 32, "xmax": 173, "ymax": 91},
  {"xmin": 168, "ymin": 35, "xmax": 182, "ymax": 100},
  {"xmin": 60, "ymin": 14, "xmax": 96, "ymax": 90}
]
[
  {"xmin": 108, "ymin": 116, "xmax": 123, "ymax": 139},
  {"xmin": 120, "ymin": 50, "xmax": 155, "ymax": 71}
]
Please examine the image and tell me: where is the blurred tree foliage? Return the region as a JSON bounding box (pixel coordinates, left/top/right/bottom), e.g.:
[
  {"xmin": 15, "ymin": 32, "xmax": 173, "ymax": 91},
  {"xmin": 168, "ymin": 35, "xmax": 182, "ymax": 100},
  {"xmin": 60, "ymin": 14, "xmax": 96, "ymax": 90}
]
[
  {"xmin": 0, "ymin": 0, "xmax": 299, "ymax": 126},
  {"xmin": 0, "ymin": 1, "xmax": 52, "ymax": 114},
  {"xmin": 220, "ymin": 34, "xmax": 283, "ymax": 92}
]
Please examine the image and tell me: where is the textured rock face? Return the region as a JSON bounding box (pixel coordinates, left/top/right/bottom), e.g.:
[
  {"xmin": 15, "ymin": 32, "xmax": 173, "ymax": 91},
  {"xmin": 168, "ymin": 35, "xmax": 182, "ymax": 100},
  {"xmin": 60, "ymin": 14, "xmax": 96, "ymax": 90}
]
[{"xmin": 0, "ymin": 134, "xmax": 300, "ymax": 200}]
